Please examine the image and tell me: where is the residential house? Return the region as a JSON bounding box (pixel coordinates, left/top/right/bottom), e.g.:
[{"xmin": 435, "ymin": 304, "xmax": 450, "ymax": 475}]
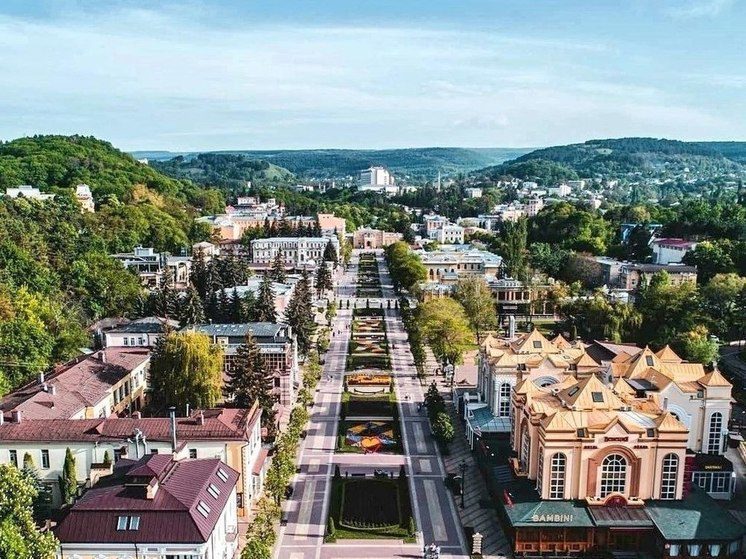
[
  {"xmin": 651, "ymin": 238, "xmax": 698, "ymax": 265},
  {"xmin": 103, "ymin": 317, "xmax": 179, "ymax": 348}
]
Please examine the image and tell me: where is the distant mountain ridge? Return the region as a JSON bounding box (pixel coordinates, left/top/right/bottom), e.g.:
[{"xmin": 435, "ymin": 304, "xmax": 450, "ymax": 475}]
[
  {"xmin": 132, "ymin": 147, "xmax": 531, "ymax": 181},
  {"xmin": 474, "ymin": 137, "xmax": 746, "ymax": 184}
]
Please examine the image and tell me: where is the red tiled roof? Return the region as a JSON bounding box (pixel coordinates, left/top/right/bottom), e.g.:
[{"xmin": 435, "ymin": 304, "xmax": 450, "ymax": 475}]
[
  {"xmin": 0, "ymin": 348, "xmax": 150, "ymax": 420},
  {"xmin": 0, "ymin": 406, "xmax": 260, "ymax": 443},
  {"xmin": 55, "ymin": 455, "xmax": 239, "ymax": 544}
]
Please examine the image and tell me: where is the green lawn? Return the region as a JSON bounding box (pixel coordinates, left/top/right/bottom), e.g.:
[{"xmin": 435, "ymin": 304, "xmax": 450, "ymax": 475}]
[
  {"xmin": 327, "ymin": 476, "xmax": 415, "ymax": 542},
  {"xmin": 341, "ymin": 391, "xmax": 397, "ymax": 418}
]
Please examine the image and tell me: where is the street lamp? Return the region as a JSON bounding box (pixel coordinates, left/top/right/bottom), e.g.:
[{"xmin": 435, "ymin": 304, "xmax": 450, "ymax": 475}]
[{"xmin": 459, "ymin": 460, "xmax": 467, "ymax": 509}]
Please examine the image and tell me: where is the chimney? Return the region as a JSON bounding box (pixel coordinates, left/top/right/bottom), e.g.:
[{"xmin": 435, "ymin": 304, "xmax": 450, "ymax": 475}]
[
  {"xmin": 48, "ymin": 385, "xmax": 56, "ymax": 396},
  {"xmin": 198, "ymin": 410, "xmax": 205, "ymax": 426},
  {"xmin": 100, "ymin": 351, "xmax": 107, "ymax": 364},
  {"xmin": 38, "ymin": 372, "xmax": 45, "ymax": 385},
  {"xmin": 0, "ymin": 413, "xmax": 4, "ymax": 425},
  {"xmin": 11, "ymin": 410, "xmax": 21, "ymax": 424},
  {"xmin": 132, "ymin": 411, "xmax": 141, "ymax": 419},
  {"xmin": 185, "ymin": 403, "xmax": 190, "ymax": 417},
  {"xmin": 169, "ymin": 407, "xmax": 177, "ymax": 452},
  {"xmin": 508, "ymin": 315, "xmax": 516, "ymax": 339}
]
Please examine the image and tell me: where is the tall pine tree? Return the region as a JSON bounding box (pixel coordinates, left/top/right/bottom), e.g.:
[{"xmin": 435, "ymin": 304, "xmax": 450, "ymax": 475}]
[
  {"xmin": 285, "ymin": 268, "xmax": 316, "ymax": 356},
  {"xmin": 323, "ymin": 240, "xmax": 337, "ymax": 266},
  {"xmin": 180, "ymin": 285, "xmax": 205, "ymax": 326},
  {"xmin": 271, "ymin": 250, "xmax": 286, "ymax": 283},
  {"xmin": 255, "ymin": 274, "xmax": 277, "ymax": 322},
  {"xmin": 224, "ymin": 333, "xmax": 277, "ymax": 432},
  {"xmin": 315, "ymin": 260, "xmax": 333, "ymax": 297}
]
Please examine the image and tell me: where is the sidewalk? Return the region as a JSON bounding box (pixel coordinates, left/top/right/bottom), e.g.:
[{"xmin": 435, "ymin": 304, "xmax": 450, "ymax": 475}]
[{"xmin": 441, "ymin": 400, "xmax": 511, "ymax": 559}]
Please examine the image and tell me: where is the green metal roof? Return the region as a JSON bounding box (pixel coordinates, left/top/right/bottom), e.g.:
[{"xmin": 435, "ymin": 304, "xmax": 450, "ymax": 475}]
[
  {"xmin": 498, "ymin": 480, "xmax": 595, "ymax": 528},
  {"xmin": 646, "ymin": 487, "xmax": 746, "ymax": 542}
]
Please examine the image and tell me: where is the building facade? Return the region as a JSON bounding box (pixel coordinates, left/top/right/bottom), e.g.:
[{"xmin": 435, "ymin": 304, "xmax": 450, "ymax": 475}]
[
  {"xmin": 352, "ymin": 228, "xmax": 403, "ymax": 249},
  {"xmin": 651, "ymin": 238, "xmax": 698, "ymax": 265},
  {"xmin": 110, "ymin": 246, "xmax": 192, "ymax": 289},
  {"xmin": 250, "ymin": 236, "xmax": 339, "ymax": 268}
]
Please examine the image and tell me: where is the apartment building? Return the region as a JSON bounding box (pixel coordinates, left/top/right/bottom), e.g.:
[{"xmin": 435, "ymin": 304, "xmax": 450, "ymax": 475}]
[
  {"xmin": 250, "ymin": 236, "xmax": 339, "ymax": 269},
  {"xmin": 358, "ymin": 166, "xmax": 397, "ymax": 195},
  {"xmin": 651, "ymin": 238, "xmax": 698, "ymax": 265}
]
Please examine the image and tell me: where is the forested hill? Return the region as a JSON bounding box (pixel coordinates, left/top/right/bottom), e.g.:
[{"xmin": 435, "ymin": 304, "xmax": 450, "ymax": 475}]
[
  {"xmin": 135, "ymin": 147, "xmax": 530, "ymax": 181},
  {"xmin": 473, "ymin": 138, "xmax": 746, "ymax": 184},
  {"xmin": 151, "ymin": 153, "xmax": 296, "ymax": 191}
]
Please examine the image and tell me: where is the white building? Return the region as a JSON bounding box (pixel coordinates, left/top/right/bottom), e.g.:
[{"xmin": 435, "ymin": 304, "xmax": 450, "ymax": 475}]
[
  {"xmin": 54, "ymin": 454, "xmax": 240, "ymax": 559},
  {"xmin": 250, "ymin": 236, "xmax": 338, "ymax": 268},
  {"xmin": 433, "ymin": 224, "xmax": 465, "ymax": 244},
  {"xmin": 358, "ymin": 166, "xmax": 398, "ymax": 195},
  {"xmin": 464, "ymin": 187, "xmax": 483, "ymax": 198},
  {"xmin": 110, "ymin": 246, "xmax": 192, "ymax": 289},
  {"xmin": 651, "ymin": 238, "xmax": 698, "ymax": 265},
  {"xmin": 103, "ymin": 317, "xmax": 179, "ymax": 348},
  {"xmin": 4, "ymin": 185, "xmax": 55, "ymax": 201},
  {"xmin": 0, "ymin": 404, "xmax": 265, "ymax": 514},
  {"xmin": 525, "ymin": 198, "xmax": 544, "ymax": 217},
  {"xmin": 548, "ymin": 183, "xmax": 572, "ymax": 197},
  {"xmin": 75, "ymin": 183, "xmax": 95, "ymax": 212}
]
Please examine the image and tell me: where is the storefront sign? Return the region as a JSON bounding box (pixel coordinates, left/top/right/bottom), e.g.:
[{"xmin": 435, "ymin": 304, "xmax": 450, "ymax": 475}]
[
  {"xmin": 583, "ymin": 445, "xmax": 598, "ymax": 449},
  {"xmin": 633, "ymin": 445, "xmax": 648, "ymax": 449},
  {"xmin": 604, "ymin": 436, "xmax": 628, "ymax": 442},
  {"xmin": 531, "ymin": 514, "xmax": 574, "ymax": 523},
  {"xmin": 704, "ymin": 464, "xmax": 723, "ymax": 470}
]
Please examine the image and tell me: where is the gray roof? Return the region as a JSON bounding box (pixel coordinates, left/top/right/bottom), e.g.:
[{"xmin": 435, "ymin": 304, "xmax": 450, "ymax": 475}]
[{"xmin": 192, "ymin": 323, "xmax": 286, "ymax": 339}]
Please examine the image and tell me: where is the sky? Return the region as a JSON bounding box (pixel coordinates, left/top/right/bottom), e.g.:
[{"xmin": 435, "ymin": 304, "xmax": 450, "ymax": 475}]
[{"xmin": 0, "ymin": 0, "xmax": 745, "ymax": 151}]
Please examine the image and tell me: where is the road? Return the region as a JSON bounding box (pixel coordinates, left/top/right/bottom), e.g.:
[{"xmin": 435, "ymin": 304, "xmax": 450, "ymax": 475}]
[{"xmin": 274, "ymin": 250, "xmax": 468, "ymax": 559}]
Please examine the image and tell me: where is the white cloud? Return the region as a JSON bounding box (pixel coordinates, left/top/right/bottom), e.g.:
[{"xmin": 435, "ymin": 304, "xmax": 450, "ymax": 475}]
[{"xmin": 666, "ymin": 0, "xmax": 735, "ymax": 18}]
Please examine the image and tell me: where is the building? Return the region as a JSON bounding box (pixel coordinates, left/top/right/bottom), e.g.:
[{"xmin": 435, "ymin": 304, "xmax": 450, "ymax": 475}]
[
  {"xmin": 219, "ymin": 276, "xmax": 297, "ymax": 318},
  {"xmin": 0, "ymin": 404, "xmax": 265, "ymax": 515},
  {"xmin": 464, "ymin": 187, "xmax": 483, "ymax": 198},
  {"xmin": 103, "ymin": 317, "xmax": 179, "ymax": 348},
  {"xmin": 75, "ymin": 183, "xmax": 95, "ymax": 212},
  {"xmin": 525, "ymin": 198, "xmax": 544, "ymax": 217},
  {"xmin": 352, "ymin": 228, "xmax": 403, "ymax": 249},
  {"xmin": 192, "ymin": 241, "xmax": 219, "ymax": 260},
  {"xmin": 619, "ymin": 263, "xmax": 698, "ymax": 290},
  {"xmin": 110, "ymin": 246, "xmax": 192, "ymax": 289},
  {"xmin": 250, "ymin": 236, "xmax": 338, "ymax": 269},
  {"xmin": 0, "ymin": 348, "xmax": 150, "ymax": 421},
  {"xmin": 548, "ymin": 183, "xmax": 571, "ymax": 197},
  {"xmin": 423, "ymin": 214, "xmax": 450, "ymax": 236},
  {"xmin": 417, "ymin": 245, "xmax": 504, "ymax": 283},
  {"xmin": 478, "ymin": 207, "xmax": 526, "ymax": 229},
  {"xmin": 4, "ymin": 184, "xmax": 56, "ymax": 201},
  {"xmin": 54, "ymin": 453, "xmax": 240, "ymax": 559},
  {"xmin": 475, "ymin": 330, "xmax": 736, "ymax": 500},
  {"xmin": 433, "ymin": 224, "xmax": 465, "ymax": 244},
  {"xmin": 651, "ymin": 238, "xmax": 698, "ymax": 265},
  {"xmin": 358, "ymin": 166, "xmax": 398, "ymax": 195},
  {"xmin": 191, "ymin": 323, "xmax": 299, "ymax": 406},
  {"xmin": 317, "ymin": 213, "xmax": 346, "ymax": 238}
]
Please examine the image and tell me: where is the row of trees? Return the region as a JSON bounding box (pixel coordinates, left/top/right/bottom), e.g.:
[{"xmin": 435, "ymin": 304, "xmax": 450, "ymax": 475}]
[{"xmin": 385, "ymin": 241, "xmax": 426, "ymax": 292}]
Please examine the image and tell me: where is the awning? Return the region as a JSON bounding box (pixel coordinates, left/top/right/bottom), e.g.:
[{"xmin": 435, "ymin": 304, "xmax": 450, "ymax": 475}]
[
  {"xmin": 589, "ymin": 505, "xmax": 653, "ymax": 528},
  {"xmin": 467, "ymin": 404, "xmax": 511, "ymax": 434}
]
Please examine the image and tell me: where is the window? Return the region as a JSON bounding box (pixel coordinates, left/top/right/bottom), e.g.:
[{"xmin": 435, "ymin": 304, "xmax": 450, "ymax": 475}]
[
  {"xmin": 707, "ymin": 412, "xmax": 723, "ymax": 455},
  {"xmin": 498, "ymin": 383, "xmax": 511, "ymax": 417},
  {"xmin": 196, "ymin": 500, "xmax": 211, "ymax": 518},
  {"xmin": 568, "ymin": 386, "xmax": 580, "ymax": 397},
  {"xmin": 645, "ymin": 355, "xmax": 654, "ymax": 367},
  {"xmin": 217, "ymin": 468, "xmax": 229, "ymax": 482},
  {"xmin": 117, "ymin": 516, "xmax": 128, "ymax": 530},
  {"xmin": 599, "ymin": 454, "xmax": 627, "ymax": 497},
  {"xmin": 660, "ymin": 453, "xmax": 678, "ymax": 499},
  {"xmin": 9, "ymin": 450, "xmax": 17, "ymax": 468},
  {"xmin": 536, "ymin": 448, "xmax": 544, "ymax": 496},
  {"xmin": 41, "ymin": 450, "xmax": 50, "ymax": 469},
  {"xmin": 189, "ymin": 449, "xmax": 197, "ymax": 459},
  {"xmin": 150, "ymin": 449, "xmax": 158, "ymax": 454},
  {"xmin": 532, "ymin": 341, "xmax": 542, "ymax": 349},
  {"xmin": 123, "ymin": 337, "xmax": 129, "ymax": 346},
  {"xmin": 591, "ymin": 392, "xmax": 604, "ymax": 403},
  {"xmin": 549, "ymin": 453, "xmax": 566, "ymax": 499},
  {"xmin": 520, "ymin": 426, "xmax": 531, "ymax": 472},
  {"xmin": 207, "ymin": 483, "xmax": 220, "ymax": 499},
  {"xmin": 128, "ymin": 516, "xmax": 140, "ymax": 530}
]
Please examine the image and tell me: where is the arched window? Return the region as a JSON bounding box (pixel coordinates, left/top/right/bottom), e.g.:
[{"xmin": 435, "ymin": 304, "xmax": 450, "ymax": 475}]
[
  {"xmin": 660, "ymin": 453, "xmax": 678, "ymax": 500},
  {"xmin": 520, "ymin": 424, "xmax": 531, "ymax": 472},
  {"xmin": 549, "ymin": 453, "xmax": 566, "ymax": 499},
  {"xmin": 600, "ymin": 454, "xmax": 627, "ymax": 497},
  {"xmin": 536, "ymin": 448, "xmax": 544, "ymax": 495},
  {"xmin": 707, "ymin": 412, "xmax": 723, "ymax": 455},
  {"xmin": 499, "ymin": 383, "xmax": 511, "ymax": 417}
]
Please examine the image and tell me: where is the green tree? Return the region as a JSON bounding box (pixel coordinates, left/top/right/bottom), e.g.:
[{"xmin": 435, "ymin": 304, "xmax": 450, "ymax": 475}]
[
  {"xmin": 148, "ymin": 331, "xmax": 224, "ymax": 412},
  {"xmin": 560, "ymin": 295, "xmax": 641, "ymax": 343},
  {"xmin": 285, "ymin": 269, "xmax": 316, "ymax": 356},
  {"xmin": 700, "ymin": 273, "xmax": 746, "ymax": 339},
  {"xmin": 636, "ymin": 271, "xmax": 701, "ymax": 348},
  {"xmin": 323, "ymin": 239, "xmax": 338, "ymax": 265},
  {"xmin": 683, "ymin": 240, "xmax": 736, "ymax": 284},
  {"xmin": 59, "ymin": 448, "xmax": 77, "ymax": 505},
  {"xmin": 673, "ymin": 325, "xmax": 719, "ymax": 365},
  {"xmin": 271, "ymin": 250, "xmax": 286, "ymax": 283},
  {"xmin": 453, "ymin": 277, "xmax": 497, "ymax": 341},
  {"xmin": 0, "ymin": 464, "xmax": 58, "ymax": 559},
  {"xmin": 385, "ymin": 241, "xmax": 427, "ymax": 292},
  {"xmin": 419, "ymin": 298, "xmax": 473, "ymax": 365},
  {"xmin": 500, "ymin": 218, "xmax": 529, "ymax": 282},
  {"xmin": 315, "ymin": 260, "xmax": 333, "ymax": 297},
  {"xmin": 225, "ymin": 333, "xmax": 277, "ymax": 434},
  {"xmin": 179, "ymin": 285, "xmax": 205, "ymax": 326},
  {"xmin": 255, "ymin": 274, "xmax": 277, "ymax": 322},
  {"xmin": 432, "ymin": 412, "xmax": 455, "ymax": 446}
]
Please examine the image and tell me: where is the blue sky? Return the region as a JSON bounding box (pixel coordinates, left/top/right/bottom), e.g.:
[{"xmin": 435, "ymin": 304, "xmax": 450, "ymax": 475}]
[{"xmin": 0, "ymin": 0, "xmax": 744, "ymax": 150}]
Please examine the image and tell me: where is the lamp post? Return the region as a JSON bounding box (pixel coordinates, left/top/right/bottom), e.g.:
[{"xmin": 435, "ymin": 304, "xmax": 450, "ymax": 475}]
[{"xmin": 459, "ymin": 460, "xmax": 467, "ymax": 509}]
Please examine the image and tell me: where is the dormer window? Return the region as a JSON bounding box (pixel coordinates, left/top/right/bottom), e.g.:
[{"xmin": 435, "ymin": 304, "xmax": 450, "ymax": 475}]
[
  {"xmin": 197, "ymin": 500, "xmax": 211, "ymax": 518},
  {"xmin": 645, "ymin": 356, "xmax": 654, "ymax": 367},
  {"xmin": 591, "ymin": 392, "xmax": 604, "ymax": 403},
  {"xmin": 533, "ymin": 341, "xmax": 542, "ymax": 349},
  {"xmin": 117, "ymin": 516, "xmax": 140, "ymax": 530}
]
